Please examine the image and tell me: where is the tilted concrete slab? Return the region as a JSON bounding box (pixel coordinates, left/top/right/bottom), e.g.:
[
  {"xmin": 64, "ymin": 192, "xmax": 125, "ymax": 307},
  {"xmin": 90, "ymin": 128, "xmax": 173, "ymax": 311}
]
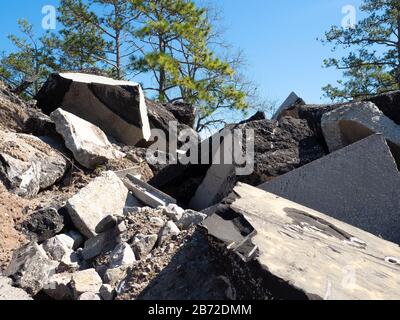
[
  {"xmin": 202, "ymin": 183, "xmax": 400, "ymax": 300},
  {"xmin": 259, "ymin": 134, "xmax": 400, "ymax": 243},
  {"xmin": 35, "ymin": 73, "xmax": 151, "ymax": 146}
]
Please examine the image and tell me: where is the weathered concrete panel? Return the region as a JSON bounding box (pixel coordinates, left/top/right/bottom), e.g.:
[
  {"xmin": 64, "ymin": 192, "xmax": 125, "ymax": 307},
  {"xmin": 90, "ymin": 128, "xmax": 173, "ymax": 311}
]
[{"xmin": 202, "ymin": 183, "xmax": 400, "ymax": 300}]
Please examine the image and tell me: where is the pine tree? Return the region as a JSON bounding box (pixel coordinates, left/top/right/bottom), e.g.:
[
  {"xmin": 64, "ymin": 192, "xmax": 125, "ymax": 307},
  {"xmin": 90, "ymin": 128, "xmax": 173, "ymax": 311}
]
[
  {"xmin": 130, "ymin": 0, "xmax": 252, "ymax": 131},
  {"xmin": 0, "ymin": 19, "xmax": 57, "ymax": 96},
  {"xmin": 58, "ymin": 0, "xmax": 139, "ymax": 79},
  {"xmin": 322, "ymin": 0, "xmax": 400, "ymax": 101}
]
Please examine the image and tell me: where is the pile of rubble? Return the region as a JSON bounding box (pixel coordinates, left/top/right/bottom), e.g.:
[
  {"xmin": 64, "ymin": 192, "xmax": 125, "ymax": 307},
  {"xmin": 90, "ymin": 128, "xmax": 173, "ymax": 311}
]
[{"xmin": 1, "ymin": 73, "xmax": 400, "ymax": 300}]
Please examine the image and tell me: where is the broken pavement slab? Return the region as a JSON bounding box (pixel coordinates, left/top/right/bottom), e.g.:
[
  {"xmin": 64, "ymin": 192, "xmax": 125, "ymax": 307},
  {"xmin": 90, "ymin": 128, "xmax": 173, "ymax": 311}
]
[
  {"xmin": 35, "ymin": 73, "xmax": 151, "ymax": 146},
  {"xmin": 66, "ymin": 171, "xmax": 134, "ymax": 238},
  {"xmin": 51, "ymin": 108, "xmax": 126, "ymax": 169},
  {"xmin": 202, "ymin": 183, "xmax": 400, "ymax": 300},
  {"xmin": 259, "ymin": 134, "xmax": 400, "ymax": 243}
]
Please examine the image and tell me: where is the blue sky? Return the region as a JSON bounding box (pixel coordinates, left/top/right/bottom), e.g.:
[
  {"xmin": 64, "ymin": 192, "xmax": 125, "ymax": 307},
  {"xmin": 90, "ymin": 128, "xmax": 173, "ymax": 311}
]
[{"xmin": 0, "ymin": 0, "xmax": 364, "ymax": 107}]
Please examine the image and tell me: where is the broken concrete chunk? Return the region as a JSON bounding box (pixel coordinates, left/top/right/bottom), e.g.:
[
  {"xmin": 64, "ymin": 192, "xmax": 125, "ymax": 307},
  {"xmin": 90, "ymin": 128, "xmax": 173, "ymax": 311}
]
[
  {"xmin": 109, "ymin": 243, "xmax": 136, "ymax": 269},
  {"xmin": 57, "ymin": 231, "xmax": 84, "ymax": 251},
  {"xmin": 178, "ymin": 210, "xmax": 207, "ymax": 230},
  {"xmin": 203, "ymin": 183, "xmax": 400, "ymax": 300},
  {"xmin": 259, "ymin": 134, "xmax": 400, "ymax": 243},
  {"xmin": 43, "ymin": 272, "xmax": 73, "ymax": 300},
  {"xmin": 42, "ymin": 236, "xmax": 72, "ymax": 261},
  {"xmin": 163, "ymin": 204, "xmax": 185, "ymax": 222},
  {"xmin": 21, "ymin": 207, "xmax": 64, "ymax": 243},
  {"xmin": 81, "ymin": 223, "xmax": 126, "ymax": 260},
  {"xmin": 5, "ymin": 243, "xmax": 59, "ymax": 295},
  {"xmin": 36, "ymin": 73, "xmax": 151, "ymax": 146},
  {"xmin": 103, "ymin": 266, "xmax": 129, "ymax": 288},
  {"xmin": 71, "ymin": 269, "xmax": 103, "ymax": 298},
  {"xmin": 149, "ymin": 217, "xmax": 165, "ymax": 228},
  {"xmin": 95, "ymin": 215, "xmax": 123, "ymax": 234},
  {"xmin": 0, "ymin": 280, "xmax": 33, "ymax": 300},
  {"xmin": 133, "ymin": 234, "xmax": 158, "ymax": 260},
  {"xmin": 99, "ymin": 284, "xmax": 115, "ymax": 301},
  {"xmin": 51, "ymin": 108, "xmax": 125, "ymax": 169},
  {"xmin": 0, "ymin": 131, "xmax": 68, "ymax": 197},
  {"xmin": 321, "ymin": 101, "xmax": 400, "ymax": 157},
  {"xmin": 42, "ymin": 235, "xmax": 82, "ymax": 270},
  {"xmin": 78, "ymin": 292, "xmax": 102, "ymax": 300},
  {"xmin": 158, "ymin": 221, "xmax": 180, "ymax": 245},
  {"xmin": 66, "ymin": 171, "xmax": 132, "ymax": 238}
]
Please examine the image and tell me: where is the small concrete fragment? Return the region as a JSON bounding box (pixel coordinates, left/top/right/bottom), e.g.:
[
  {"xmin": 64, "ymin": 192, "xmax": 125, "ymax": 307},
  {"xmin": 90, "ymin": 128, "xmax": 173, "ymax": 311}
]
[
  {"xmin": 133, "ymin": 234, "xmax": 158, "ymax": 260},
  {"xmin": 71, "ymin": 269, "xmax": 103, "ymax": 298},
  {"xmin": 99, "ymin": 284, "xmax": 115, "ymax": 301},
  {"xmin": 78, "ymin": 292, "xmax": 102, "ymax": 300},
  {"xmin": 103, "ymin": 266, "xmax": 129, "ymax": 288},
  {"xmin": 51, "ymin": 108, "xmax": 125, "ymax": 169},
  {"xmin": 95, "ymin": 215, "xmax": 122, "ymax": 234},
  {"xmin": 321, "ymin": 101, "xmax": 400, "ymax": 156},
  {"xmin": 42, "ymin": 236, "xmax": 72, "ymax": 261},
  {"xmin": 178, "ymin": 210, "xmax": 207, "ymax": 230},
  {"xmin": 42, "ymin": 235, "xmax": 81, "ymax": 270},
  {"xmin": 43, "ymin": 272, "xmax": 73, "ymax": 300},
  {"xmin": 5, "ymin": 243, "xmax": 59, "ymax": 295},
  {"xmin": 57, "ymin": 231, "xmax": 84, "ymax": 250},
  {"xmin": 66, "ymin": 171, "xmax": 132, "ymax": 238},
  {"xmin": 163, "ymin": 204, "xmax": 184, "ymax": 222},
  {"xmin": 21, "ymin": 208, "xmax": 64, "ymax": 243},
  {"xmin": 259, "ymin": 134, "xmax": 400, "ymax": 243},
  {"xmin": 109, "ymin": 243, "xmax": 136, "ymax": 268},
  {"xmin": 158, "ymin": 221, "xmax": 180, "ymax": 245},
  {"xmin": 81, "ymin": 223, "xmax": 126, "ymax": 260}
]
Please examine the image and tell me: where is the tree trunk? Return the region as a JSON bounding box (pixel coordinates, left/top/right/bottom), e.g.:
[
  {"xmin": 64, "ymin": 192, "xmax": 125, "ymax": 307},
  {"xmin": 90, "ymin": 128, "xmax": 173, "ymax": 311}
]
[{"xmin": 159, "ymin": 36, "xmax": 166, "ymax": 102}]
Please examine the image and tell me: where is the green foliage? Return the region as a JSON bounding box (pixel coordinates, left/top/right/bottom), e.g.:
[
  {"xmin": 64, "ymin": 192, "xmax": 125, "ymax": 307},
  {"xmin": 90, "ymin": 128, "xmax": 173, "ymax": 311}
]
[
  {"xmin": 130, "ymin": 0, "xmax": 250, "ymax": 127},
  {"xmin": 322, "ymin": 0, "xmax": 400, "ymax": 101},
  {"xmin": 1, "ymin": 0, "xmax": 258, "ymax": 132},
  {"xmin": 0, "ymin": 19, "xmax": 58, "ymax": 96}
]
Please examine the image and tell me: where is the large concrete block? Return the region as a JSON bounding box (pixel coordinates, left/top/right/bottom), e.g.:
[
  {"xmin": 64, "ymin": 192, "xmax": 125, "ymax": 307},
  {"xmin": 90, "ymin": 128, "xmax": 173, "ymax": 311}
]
[
  {"xmin": 321, "ymin": 102, "xmax": 400, "ymax": 159},
  {"xmin": 51, "ymin": 108, "xmax": 125, "ymax": 169},
  {"xmin": 35, "ymin": 73, "xmax": 151, "ymax": 146},
  {"xmin": 259, "ymin": 134, "xmax": 400, "ymax": 243},
  {"xmin": 66, "ymin": 171, "xmax": 133, "ymax": 238},
  {"xmin": 202, "ymin": 183, "xmax": 400, "ymax": 300}
]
